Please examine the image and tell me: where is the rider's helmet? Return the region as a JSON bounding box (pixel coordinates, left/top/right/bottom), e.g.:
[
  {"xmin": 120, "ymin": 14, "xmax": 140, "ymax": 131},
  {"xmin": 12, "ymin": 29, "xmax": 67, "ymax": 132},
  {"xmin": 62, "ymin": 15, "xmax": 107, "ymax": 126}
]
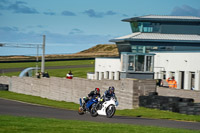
[
  {"xmin": 108, "ymin": 86, "xmax": 115, "ymax": 94},
  {"xmin": 95, "ymin": 88, "xmax": 100, "ymax": 94}
]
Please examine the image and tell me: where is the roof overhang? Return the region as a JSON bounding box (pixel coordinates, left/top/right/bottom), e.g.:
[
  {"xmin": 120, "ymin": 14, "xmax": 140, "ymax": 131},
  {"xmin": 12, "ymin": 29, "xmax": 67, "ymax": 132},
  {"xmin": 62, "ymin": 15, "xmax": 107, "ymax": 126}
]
[
  {"xmin": 122, "ymin": 15, "xmax": 200, "ymax": 23},
  {"xmin": 110, "ymin": 32, "xmax": 200, "ymax": 46}
]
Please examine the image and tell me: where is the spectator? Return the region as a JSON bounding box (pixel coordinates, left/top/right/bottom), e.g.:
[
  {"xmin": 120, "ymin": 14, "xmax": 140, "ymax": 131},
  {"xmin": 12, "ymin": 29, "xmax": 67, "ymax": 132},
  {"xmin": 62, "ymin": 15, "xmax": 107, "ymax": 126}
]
[
  {"xmin": 66, "ymin": 70, "xmax": 73, "ymax": 79},
  {"xmin": 166, "ymin": 76, "xmax": 177, "ymax": 88}
]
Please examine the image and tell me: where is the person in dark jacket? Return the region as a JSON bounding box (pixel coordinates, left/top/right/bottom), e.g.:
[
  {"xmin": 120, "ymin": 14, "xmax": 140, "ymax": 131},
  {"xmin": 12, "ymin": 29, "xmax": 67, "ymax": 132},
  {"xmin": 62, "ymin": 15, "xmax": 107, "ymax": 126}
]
[
  {"xmin": 83, "ymin": 88, "xmax": 101, "ymax": 104},
  {"xmin": 88, "ymin": 88, "xmax": 100, "ymax": 99},
  {"xmin": 103, "ymin": 86, "xmax": 116, "ymax": 101}
]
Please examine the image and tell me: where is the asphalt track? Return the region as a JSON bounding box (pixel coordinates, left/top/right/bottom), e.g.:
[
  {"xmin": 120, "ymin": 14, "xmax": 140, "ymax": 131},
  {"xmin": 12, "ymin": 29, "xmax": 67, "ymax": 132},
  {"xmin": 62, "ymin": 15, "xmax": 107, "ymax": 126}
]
[{"xmin": 0, "ymin": 98, "xmax": 200, "ymax": 131}]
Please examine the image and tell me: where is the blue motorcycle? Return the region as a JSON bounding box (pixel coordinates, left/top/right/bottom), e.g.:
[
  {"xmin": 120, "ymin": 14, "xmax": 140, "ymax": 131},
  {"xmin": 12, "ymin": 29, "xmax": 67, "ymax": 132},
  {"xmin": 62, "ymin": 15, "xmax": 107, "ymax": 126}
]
[{"xmin": 78, "ymin": 97, "xmax": 98, "ymax": 116}]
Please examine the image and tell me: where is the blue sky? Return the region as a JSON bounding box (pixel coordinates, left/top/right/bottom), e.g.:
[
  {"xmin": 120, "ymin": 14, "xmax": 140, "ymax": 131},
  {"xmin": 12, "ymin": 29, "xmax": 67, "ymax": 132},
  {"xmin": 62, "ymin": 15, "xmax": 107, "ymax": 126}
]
[{"xmin": 0, "ymin": 0, "xmax": 200, "ymax": 55}]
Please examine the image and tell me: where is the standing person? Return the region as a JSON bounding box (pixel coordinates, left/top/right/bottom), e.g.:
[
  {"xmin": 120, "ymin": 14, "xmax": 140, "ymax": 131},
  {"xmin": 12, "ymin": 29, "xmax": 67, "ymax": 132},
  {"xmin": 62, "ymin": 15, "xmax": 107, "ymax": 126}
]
[
  {"xmin": 66, "ymin": 70, "xmax": 73, "ymax": 79},
  {"xmin": 166, "ymin": 76, "xmax": 177, "ymax": 88}
]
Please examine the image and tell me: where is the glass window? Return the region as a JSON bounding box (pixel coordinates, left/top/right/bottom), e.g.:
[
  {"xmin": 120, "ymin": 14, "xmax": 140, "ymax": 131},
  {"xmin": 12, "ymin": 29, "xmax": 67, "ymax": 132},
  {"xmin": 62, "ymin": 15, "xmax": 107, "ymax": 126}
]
[
  {"xmin": 135, "ymin": 55, "xmax": 145, "ymax": 71},
  {"xmin": 130, "ymin": 22, "xmax": 139, "ymax": 32},
  {"xmin": 128, "ymin": 55, "xmax": 135, "ymax": 71},
  {"xmin": 146, "ymin": 56, "xmax": 153, "ymax": 72},
  {"xmin": 138, "ymin": 22, "xmax": 153, "ymax": 33}
]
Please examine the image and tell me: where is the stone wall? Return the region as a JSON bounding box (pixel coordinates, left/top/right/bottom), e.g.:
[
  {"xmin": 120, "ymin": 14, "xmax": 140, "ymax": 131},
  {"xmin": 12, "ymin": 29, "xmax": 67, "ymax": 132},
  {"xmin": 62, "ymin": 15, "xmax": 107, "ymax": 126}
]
[{"xmin": 0, "ymin": 76, "xmax": 156, "ymax": 110}]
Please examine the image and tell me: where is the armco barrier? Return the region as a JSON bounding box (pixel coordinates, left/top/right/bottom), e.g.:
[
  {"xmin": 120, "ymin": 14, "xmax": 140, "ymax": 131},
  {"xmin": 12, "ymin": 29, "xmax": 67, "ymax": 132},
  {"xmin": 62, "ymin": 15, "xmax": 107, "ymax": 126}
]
[{"xmin": 0, "ymin": 76, "xmax": 156, "ymax": 109}]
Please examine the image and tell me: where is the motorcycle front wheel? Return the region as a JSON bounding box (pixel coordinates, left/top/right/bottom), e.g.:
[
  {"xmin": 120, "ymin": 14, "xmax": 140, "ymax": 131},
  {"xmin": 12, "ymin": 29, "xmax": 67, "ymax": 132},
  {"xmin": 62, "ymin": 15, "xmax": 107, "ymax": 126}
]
[
  {"xmin": 106, "ymin": 105, "xmax": 116, "ymax": 118},
  {"xmin": 90, "ymin": 103, "xmax": 98, "ymax": 117}
]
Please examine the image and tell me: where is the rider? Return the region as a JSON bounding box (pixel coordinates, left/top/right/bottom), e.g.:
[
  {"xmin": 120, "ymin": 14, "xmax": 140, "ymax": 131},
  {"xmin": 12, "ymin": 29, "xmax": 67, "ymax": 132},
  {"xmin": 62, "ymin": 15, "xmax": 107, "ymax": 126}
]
[
  {"xmin": 83, "ymin": 88, "xmax": 101, "ymax": 104},
  {"xmin": 88, "ymin": 88, "xmax": 101, "ymax": 99},
  {"xmin": 103, "ymin": 86, "xmax": 115, "ymax": 101}
]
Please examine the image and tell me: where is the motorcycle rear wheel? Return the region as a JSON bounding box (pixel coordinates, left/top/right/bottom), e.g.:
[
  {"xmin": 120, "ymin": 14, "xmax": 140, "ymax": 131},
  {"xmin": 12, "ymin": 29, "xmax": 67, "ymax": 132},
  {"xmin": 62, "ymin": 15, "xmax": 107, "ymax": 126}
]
[{"xmin": 106, "ymin": 105, "xmax": 116, "ymax": 118}]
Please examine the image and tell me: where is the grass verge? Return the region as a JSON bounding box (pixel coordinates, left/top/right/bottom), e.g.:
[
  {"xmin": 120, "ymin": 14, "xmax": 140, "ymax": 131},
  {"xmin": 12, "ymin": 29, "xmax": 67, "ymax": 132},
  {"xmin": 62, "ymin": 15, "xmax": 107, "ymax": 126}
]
[
  {"xmin": 0, "ymin": 67, "xmax": 94, "ymax": 78},
  {"xmin": 0, "ymin": 60, "xmax": 94, "ymax": 69},
  {"xmin": 0, "ymin": 115, "xmax": 199, "ymax": 133},
  {"xmin": 0, "ymin": 91, "xmax": 79, "ymax": 110},
  {"xmin": 0, "ymin": 91, "xmax": 200, "ymax": 122}
]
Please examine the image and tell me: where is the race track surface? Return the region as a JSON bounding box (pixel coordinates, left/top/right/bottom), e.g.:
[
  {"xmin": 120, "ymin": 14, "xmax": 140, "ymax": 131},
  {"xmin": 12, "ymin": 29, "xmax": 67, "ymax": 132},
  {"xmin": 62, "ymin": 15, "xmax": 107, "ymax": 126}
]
[{"xmin": 0, "ymin": 98, "xmax": 200, "ymax": 130}]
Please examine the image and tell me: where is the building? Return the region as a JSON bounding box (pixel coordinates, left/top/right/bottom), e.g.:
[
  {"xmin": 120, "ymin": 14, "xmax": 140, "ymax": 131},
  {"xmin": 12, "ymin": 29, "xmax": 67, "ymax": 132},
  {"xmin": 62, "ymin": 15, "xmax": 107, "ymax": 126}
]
[{"xmin": 92, "ymin": 15, "xmax": 200, "ymax": 91}]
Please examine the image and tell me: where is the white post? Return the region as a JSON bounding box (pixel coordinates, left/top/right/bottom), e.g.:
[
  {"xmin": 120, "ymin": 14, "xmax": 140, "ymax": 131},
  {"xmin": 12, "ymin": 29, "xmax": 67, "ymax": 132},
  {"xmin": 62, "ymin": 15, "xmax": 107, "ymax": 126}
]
[
  {"xmin": 36, "ymin": 44, "xmax": 39, "ymax": 75},
  {"xmin": 99, "ymin": 72, "xmax": 103, "ymax": 80},
  {"xmin": 104, "ymin": 71, "xmax": 108, "ymax": 79},
  {"xmin": 175, "ymin": 70, "xmax": 181, "ymax": 89},
  {"xmin": 109, "ymin": 71, "xmax": 114, "ymax": 80},
  {"xmin": 154, "ymin": 72, "xmax": 158, "ymax": 79},
  {"xmin": 41, "ymin": 35, "xmax": 45, "ymax": 73},
  {"xmin": 95, "ymin": 72, "xmax": 99, "ymax": 80},
  {"xmin": 159, "ymin": 71, "xmax": 164, "ymax": 79},
  {"xmin": 184, "ymin": 71, "xmax": 191, "ymax": 90},
  {"xmin": 195, "ymin": 70, "xmax": 200, "ymax": 91},
  {"xmin": 114, "ymin": 71, "xmax": 120, "ymax": 80}
]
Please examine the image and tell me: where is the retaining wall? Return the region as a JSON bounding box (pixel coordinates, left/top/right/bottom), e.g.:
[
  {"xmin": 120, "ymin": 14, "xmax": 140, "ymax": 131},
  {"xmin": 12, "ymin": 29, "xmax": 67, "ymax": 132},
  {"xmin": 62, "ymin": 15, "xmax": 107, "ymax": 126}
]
[
  {"xmin": 0, "ymin": 76, "xmax": 156, "ymax": 109},
  {"xmin": 157, "ymin": 87, "xmax": 200, "ymax": 103}
]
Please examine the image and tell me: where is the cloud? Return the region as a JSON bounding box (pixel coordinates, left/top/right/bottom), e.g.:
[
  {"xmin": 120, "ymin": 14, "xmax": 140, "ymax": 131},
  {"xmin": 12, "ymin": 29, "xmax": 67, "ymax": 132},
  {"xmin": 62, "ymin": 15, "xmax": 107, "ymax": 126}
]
[
  {"xmin": 83, "ymin": 9, "xmax": 117, "ymax": 18},
  {"xmin": 0, "ymin": 1, "xmax": 39, "ymax": 14},
  {"xmin": 0, "ymin": 26, "xmax": 19, "ymax": 32},
  {"xmin": 69, "ymin": 28, "xmax": 84, "ymax": 35},
  {"xmin": 61, "ymin": 10, "xmax": 76, "ymax": 16},
  {"xmin": 0, "ymin": 27, "xmax": 112, "ymax": 45},
  {"xmin": 106, "ymin": 10, "xmax": 117, "ymax": 15},
  {"xmin": 0, "ymin": 0, "xmax": 10, "ymax": 4},
  {"xmin": 171, "ymin": 5, "xmax": 200, "ymax": 16},
  {"xmin": 122, "ymin": 14, "xmax": 129, "ymax": 17},
  {"xmin": 43, "ymin": 11, "xmax": 56, "ymax": 16}
]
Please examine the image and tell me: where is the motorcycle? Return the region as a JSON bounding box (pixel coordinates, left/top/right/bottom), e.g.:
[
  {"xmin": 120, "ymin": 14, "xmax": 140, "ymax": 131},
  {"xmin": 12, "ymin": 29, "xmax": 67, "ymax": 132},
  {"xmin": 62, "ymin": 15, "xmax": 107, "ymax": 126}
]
[
  {"xmin": 78, "ymin": 96, "xmax": 118, "ymax": 118},
  {"xmin": 78, "ymin": 97, "xmax": 98, "ymax": 115}
]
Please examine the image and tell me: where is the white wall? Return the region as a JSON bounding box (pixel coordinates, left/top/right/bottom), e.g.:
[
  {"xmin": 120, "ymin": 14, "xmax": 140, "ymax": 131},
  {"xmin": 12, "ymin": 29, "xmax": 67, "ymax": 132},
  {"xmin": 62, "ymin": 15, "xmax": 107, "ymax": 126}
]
[
  {"xmin": 154, "ymin": 52, "xmax": 200, "ymax": 90},
  {"xmin": 95, "ymin": 57, "xmax": 121, "ymax": 72},
  {"xmin": 154, "ymin": 52, "xmax": 200, "ymax": 72}
]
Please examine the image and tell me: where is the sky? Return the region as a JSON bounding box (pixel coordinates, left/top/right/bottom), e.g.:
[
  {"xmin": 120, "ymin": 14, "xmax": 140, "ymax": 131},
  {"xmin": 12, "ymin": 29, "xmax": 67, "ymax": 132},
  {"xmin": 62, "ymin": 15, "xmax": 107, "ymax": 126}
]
[{"xmin": 0, "ymin": 0, "xmax": 200, "ymax": 55}]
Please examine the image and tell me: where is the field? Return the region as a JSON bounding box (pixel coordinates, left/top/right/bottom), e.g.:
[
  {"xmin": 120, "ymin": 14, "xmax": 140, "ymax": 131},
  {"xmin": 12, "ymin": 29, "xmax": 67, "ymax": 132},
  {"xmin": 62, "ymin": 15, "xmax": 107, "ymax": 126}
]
[
  {"xmin": 0, "ymin": 60, "xmax": 95, "ymax": 78},
  {"xmin": 0, "ymin": 115, "xmax": 199, "ymax": 133}
]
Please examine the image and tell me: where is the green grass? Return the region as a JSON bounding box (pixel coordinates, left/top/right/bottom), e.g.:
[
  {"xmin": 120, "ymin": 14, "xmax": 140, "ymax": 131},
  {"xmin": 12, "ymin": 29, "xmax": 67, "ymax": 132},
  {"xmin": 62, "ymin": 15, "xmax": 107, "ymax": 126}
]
[
  {"xmin": 0, "ymin": 115, "xmax": 199, "ymax": 133},
  {"xmin": 0, "ymin": 67, "xmax": 94, "ymax": 78},
  {"xmin": 0, "ymin": 60, "xmax": 94, "ymax": 69},
  {"xmin": 0, "ymin": 91, "xmax": 79, "ymax": 110},
  {"xmin": 0, "ymin": 60, "xmax": 95, "ymax": 78},
  {"xmin": 0, "ymin": 91, "xmax": 200, "ymax": 122},
  {"xmin": 116, "ymin": 108, "xmax": 200, "ymax": 122},
  {"xmin": 46, "ymin": 67, "xmax": 94, "ymax": 78}
]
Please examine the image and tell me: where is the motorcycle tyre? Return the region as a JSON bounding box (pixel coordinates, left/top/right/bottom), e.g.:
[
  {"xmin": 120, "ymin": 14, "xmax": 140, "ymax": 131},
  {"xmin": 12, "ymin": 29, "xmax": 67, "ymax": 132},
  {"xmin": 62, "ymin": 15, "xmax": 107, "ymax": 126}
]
[
  {"xmin": 106, "ymin": 105, "xmax": 116, "ymax": 118},
  {"xmin": 78, "ymin": 106, "xmax": 84, "ymax": 115},
  {"xmin": 90, "ymin": 103, "xmax": 98, "ymax": 117}
]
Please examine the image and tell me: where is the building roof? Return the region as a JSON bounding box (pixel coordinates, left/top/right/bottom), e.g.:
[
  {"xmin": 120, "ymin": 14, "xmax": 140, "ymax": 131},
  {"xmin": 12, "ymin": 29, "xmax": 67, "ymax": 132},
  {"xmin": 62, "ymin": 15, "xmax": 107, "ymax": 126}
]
[
  {"xmin": 122, "ymin": 15, "xmax": 200, "ymax": 23},
  {"xmin": 110, "ymin": 32, "xmax": 200, "ymax": 43}
]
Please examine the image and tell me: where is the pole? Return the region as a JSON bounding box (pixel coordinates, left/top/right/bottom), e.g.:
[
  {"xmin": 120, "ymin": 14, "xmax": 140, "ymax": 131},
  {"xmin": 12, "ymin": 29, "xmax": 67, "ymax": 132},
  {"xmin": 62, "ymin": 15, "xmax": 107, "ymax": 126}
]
[
  {"xmin": 36, "ymin": 44, "xmax": 39, "ymax": 75},
  {"xmin": 41, "ymin": 35, "xmax": 45, "ymax": 73}
]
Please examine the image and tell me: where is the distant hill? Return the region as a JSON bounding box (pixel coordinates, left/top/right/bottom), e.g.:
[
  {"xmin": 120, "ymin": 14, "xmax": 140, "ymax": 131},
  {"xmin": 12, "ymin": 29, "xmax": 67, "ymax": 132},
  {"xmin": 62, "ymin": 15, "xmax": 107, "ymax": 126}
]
[
  {"xmin": 76, "ymin": 44, "xmax": 119, "ymax": 56},
  {"xmin": 0, "ymin": 44, "xmax": 119, "ymax": 61}
]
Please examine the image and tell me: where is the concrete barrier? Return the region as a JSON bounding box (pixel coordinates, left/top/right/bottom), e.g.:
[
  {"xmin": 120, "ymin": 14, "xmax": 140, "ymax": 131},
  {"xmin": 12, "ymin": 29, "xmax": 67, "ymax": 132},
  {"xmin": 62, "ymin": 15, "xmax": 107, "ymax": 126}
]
[{"xmin": 0, "ymin": 76, "xmax": 156, "ymax": 109}]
